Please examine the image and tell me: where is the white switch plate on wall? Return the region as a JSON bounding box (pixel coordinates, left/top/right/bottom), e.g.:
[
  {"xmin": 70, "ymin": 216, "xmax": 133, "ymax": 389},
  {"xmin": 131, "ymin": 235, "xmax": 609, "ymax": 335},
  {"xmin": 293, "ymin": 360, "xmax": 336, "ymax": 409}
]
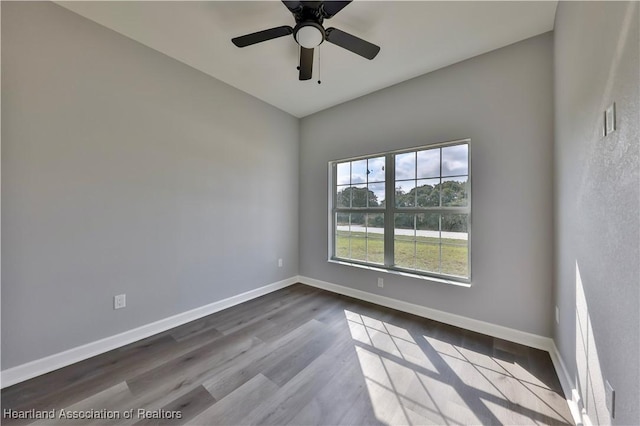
[
  {"xmin": 604, "ymin": 103, "xmax": 616, "ymax": 136},
  {"xmin": 605, "ymin": 380, "xmax": 615, "ymax": 418}
]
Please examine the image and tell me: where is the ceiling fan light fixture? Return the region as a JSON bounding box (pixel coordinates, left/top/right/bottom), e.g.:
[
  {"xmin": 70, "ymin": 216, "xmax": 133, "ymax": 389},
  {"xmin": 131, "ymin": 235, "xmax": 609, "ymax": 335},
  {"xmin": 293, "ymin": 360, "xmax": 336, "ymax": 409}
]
[{"xmin": 295, "ymin": 23, "xmax": 324, "ymax": 48}]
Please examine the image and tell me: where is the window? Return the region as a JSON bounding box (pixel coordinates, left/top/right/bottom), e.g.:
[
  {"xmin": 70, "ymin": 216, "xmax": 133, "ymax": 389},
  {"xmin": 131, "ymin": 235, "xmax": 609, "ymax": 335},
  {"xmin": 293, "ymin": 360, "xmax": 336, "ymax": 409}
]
[{"xmin": 330, "ymin": 140, "xmax": 470, "ymax": 283}]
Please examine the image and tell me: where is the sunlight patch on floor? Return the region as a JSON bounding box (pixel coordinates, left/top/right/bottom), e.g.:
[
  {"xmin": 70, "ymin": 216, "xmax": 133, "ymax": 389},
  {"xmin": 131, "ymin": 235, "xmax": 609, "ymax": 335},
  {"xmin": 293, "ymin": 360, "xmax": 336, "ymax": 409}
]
[{"xmin": 344, "ymin": 309, "xmax": 574, "ymax": 426}]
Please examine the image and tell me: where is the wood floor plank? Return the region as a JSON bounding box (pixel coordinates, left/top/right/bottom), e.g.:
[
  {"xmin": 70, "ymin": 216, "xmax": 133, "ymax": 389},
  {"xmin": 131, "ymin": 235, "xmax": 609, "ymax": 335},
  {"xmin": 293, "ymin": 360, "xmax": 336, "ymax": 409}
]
[
  {"xmin": 201, "ymin": 319, "xmax": 327, "ymax": 401},
  {"xmin": 287, "ymin": 349, "xmax": 369, "ymax": 426},
  {"xmin": 29, "ymin": 382, "xmax": 133, "ymax": 426},
  {"xmin": 253, "ymin": 291, "xmax": 343, "ymax": 342},
  {"xmin": 237, "ymin": 331, "xmax": 357, "ymax": 425},
  {"xmin": 126, "ymin": 334, "xmax": 263, "ymax": 395},
  {"xmin": 261, "ymin": 327, "xmax": 336, "ymax": 387},
  {"xmin": 212, "ymin": 285, "xmax": 321, "ymax": 335},
  {"xmin": 190, "ymin": 374, "xmax": 279, "ymax": 425},
  {"xmin": 1, "ymin": 334, "xmax": 175, "ymax": 410},
  {"xmin": 169, "ymin": 320, "xmax": 224, "ymax": 342},
  {"xmin": 336, "ymin": 391, "xmax": 387, "ymax": 426},
  {"xmin": 133, "ymin": 385, "xmax": 215, "ymax": 426}
]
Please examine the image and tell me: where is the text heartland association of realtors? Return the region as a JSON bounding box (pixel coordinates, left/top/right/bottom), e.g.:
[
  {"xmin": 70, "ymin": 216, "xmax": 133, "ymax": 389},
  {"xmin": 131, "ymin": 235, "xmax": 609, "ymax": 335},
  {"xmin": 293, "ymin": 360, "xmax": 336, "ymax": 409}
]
[{"xmin": 3, "ymin": 408, "xmax": 182, "ymax": 420}]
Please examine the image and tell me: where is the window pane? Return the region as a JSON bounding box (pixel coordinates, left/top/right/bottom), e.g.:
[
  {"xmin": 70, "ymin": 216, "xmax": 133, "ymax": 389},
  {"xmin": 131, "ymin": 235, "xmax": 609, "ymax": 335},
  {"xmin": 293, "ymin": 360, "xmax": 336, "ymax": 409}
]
[
  {"xmin": 417, "ymin": 149, "xmax": 440, "ymax": 178},
  {"xmin": 336, "ymin": 237, "xmax": 350, "ymax": 258},
  {"xmin": 366, "ymin": 213, "xmax": 385, "ymax": 233},
  {"xmin": 441, "ymin": 177, "xmax": 468, "ymax": 207},
  {"xmin": 368, "ymin": 182, "xmax": 385, "ymax": 207},
  {"xmin": 336, "ymin": 185, "xmax": 351, "ymax": 208},
  {"xmin": 441, "ymin": 213, "xmax": 468, "ymax": 245},
  {"xmin": 335, "ymin": 213, "xmax": 350, "ymax": 258},
  {"xmin": 351, "ymin": 160, "xmax": 368, "ymax": 184},
  {"xmin": 416, "ymin": 179, "xmax": 440, "ymax": 207},
  {"xmin": 366, "ymin": 214, "xmax": 384, "ymax": 265},
  {"xmin": 337, "ymin": 162, "xmax": 351, "ymax": 185},
  {"xmin": 351, "ymin": 185, "xmax": 367, "ymax": 207},
  {"xmin": 395, "ymin": 152, "xmax": 415, "ymax": 180},
  {"xmin": 367, "ymin": 157, "xmax": 385, "ymax": 182},
  {"xmin": 394, "ymin": 213, "xmax": 415, "ymax": 241},
  {"xmin": 415, "ymin": 214, "xmax": 440, "ymax": 273},
  {"xmin": 394, "ymin": 239, "xmax": 415, "ymax": 269},
  {"xmin": 350, "ymin": 237, "xmax": 367, "ymax": 262},
  {"xmin": 441, "ymin": 245, "xmax": 468, "ymax": 277},
  {"xmin": 442, "ymin": 144, "xmax": 468, "ymax": 177},
  {"xmin": 394, "ymin": 212, "xmax": 416, "ymax": 268},
  {"xmin": 350, "ymin": 212, "xmax": 366, "ymax": 229},
  {"xmin": 416, "ymin": 243, "xmax": 440, "ymax": 273},
  {"xmin": 367, "ymin": 239, "xmax": 384, "ymax": 264},
  {"xmin": 336, "ymin": 212, "xmax": 350, "ymax": 228},
  {"xmin": 416, "ymin": 213, "xmax": 440, "ymax": 242},
  {"xmin": 395, "ymin": 181, "xmax": 415, "ymax": 207}
]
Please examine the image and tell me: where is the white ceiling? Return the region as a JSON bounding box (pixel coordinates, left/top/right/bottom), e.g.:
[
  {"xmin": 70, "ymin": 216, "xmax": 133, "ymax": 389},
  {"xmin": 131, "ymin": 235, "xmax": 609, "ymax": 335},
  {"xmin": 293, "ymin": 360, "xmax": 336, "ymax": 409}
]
[{"xmin": 56, "ymin": 1, "xmax": 557, "ymax": 118}]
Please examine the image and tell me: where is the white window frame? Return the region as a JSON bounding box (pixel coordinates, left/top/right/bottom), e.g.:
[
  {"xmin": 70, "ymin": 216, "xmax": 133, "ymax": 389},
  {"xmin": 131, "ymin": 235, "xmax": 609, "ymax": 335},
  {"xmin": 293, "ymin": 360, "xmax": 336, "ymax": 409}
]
[{"xmin": 328, "ymin": 139, "xmax": 471, "ymax": 284}]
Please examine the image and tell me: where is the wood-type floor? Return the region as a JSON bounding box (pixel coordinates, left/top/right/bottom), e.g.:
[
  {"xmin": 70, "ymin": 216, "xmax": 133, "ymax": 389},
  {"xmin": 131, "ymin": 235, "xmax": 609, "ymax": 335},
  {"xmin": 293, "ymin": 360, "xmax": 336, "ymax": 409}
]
[{"xmin": 2, "ymin": 284, "xmax": 574, "ymax": 425}]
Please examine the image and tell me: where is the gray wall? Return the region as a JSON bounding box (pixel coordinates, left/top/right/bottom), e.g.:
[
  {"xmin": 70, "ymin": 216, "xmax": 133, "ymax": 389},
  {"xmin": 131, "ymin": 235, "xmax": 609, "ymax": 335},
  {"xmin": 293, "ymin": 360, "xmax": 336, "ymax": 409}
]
[
  {"xmin": 300, "ymin": 33, "xmax": 555, "ymax": 336},
  {"xmin": 554, "ymin": 2, "xmax": 639, "ymax": 425},
  {"xmin": 1, "ymin": 2, "xmax": 299, "ymax": 369}
]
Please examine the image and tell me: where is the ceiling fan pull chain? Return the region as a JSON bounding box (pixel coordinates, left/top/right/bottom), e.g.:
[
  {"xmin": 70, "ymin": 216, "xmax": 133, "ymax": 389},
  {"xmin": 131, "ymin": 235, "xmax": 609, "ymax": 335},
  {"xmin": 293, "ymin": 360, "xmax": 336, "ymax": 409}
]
[{"xmin": 318, "ymin": 46, "xmax": 322, "ymax": 84}]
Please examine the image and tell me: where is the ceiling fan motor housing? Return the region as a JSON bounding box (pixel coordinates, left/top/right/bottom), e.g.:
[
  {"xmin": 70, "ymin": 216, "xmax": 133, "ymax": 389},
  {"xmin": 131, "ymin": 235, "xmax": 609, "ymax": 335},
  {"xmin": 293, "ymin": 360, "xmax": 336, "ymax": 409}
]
[{"xmin": 294, "ymin": 21, "xmax": 325, "ymax": 49}]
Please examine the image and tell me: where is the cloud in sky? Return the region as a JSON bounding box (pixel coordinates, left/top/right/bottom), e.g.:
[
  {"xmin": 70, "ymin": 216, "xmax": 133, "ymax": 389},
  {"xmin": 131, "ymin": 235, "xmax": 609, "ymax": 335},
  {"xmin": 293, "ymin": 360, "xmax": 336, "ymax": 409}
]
[
  {"xmin": 442, "ymin": 144, "xmax": 468, "ymax": 176},
  {"xmin": 336, "ymin": 144, "xmax": 467, "ymax": 197},
  {"xmin": 396, "ymin": 144, "xmax": 468, "ymax": 181},
  {"xmin": 337, "ymin": 156, "xmax": 385, "ymax": 185}
]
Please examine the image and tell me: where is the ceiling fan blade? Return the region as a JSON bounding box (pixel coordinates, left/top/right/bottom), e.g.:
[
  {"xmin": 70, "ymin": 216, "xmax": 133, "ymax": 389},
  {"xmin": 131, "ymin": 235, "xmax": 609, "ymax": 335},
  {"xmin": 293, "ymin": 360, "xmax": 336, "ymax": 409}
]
[
  {"xmin": 281, "ymin": 1, "xmax": 302, "ymax": 13},
  {"xmin": 299, "ymin": 47, "xmax": 314, "ymax": 80},
  {"xmin": 232, "ymin": 26, "xmax": 293, "ymax": 48},
  {"xmin": 321, "ymin": 1, "xmax": 352, "ymax": 18},
  {"xmin": 325, "ymin": 27, "xmax": 380, "ymax": 60}
]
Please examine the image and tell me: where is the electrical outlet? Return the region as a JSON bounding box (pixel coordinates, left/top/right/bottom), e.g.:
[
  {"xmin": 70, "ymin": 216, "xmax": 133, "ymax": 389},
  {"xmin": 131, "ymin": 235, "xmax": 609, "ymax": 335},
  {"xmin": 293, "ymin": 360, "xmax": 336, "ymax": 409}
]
[
  {"xmin": 278, "ymin": 258, "xmax": 283, "ymax": 268},
  {"xmin": 377, "ymin": 278, "xmax": 384, "ymax": 288},
  {"xmin": 114, "ymin": 294, "xmax": 126, "ymax": 310},
  {"xmin": 605, "ymin": 380, "xmax": 615, "ymax": 418},
  {"xmin": 555, "ymin": 306, "xmax": 559, "ymax": 324}
]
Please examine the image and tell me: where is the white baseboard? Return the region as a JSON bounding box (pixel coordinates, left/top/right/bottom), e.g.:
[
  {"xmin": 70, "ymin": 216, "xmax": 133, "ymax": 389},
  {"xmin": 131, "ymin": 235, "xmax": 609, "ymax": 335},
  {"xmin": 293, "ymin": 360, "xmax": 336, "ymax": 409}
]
[
  {"xmin": 549, "ymin": 341, "xmax": 589, "ymax": 426},
  {"xmin": 0, "ymin": 276, "xmax": 298, "ymax": 389},
  {"xmin": 299, "ymin": 275, "xmax": 553, "ymax": 351}
]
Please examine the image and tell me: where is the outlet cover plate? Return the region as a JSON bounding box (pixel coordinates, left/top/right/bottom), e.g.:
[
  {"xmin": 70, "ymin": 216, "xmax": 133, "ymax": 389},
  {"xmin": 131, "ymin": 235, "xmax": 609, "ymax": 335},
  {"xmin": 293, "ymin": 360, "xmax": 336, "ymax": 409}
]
[{"xmin": 114, "ymin": 294, "xmax": 126, "ymax": 310}]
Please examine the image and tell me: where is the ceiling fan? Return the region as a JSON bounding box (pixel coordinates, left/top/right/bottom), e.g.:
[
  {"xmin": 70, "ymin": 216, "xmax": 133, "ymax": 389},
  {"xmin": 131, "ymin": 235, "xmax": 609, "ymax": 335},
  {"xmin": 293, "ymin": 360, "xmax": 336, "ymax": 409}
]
[{"xmin": 231, "ymin": 1, "xmax": 380, "ymax": 81}]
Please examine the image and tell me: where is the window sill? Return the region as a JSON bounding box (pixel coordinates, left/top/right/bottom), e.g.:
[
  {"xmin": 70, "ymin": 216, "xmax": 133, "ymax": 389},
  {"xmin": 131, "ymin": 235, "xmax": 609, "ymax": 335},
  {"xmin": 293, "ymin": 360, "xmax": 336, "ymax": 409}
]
[{"xmin": 327, "ymin": 259, "xmax": 472, "ymax": 288}]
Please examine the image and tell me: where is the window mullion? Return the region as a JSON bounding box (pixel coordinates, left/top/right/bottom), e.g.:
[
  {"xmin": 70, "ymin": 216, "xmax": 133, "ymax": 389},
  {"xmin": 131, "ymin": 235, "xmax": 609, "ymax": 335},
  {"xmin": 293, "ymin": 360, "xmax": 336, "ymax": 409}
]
[
  {"xmin": 384, "ymin": 153, "xmax": 395, "ymax": 267},
  {"xmin": 330, "ymin": 163, "xmax": 336, "ymax": 260}
]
